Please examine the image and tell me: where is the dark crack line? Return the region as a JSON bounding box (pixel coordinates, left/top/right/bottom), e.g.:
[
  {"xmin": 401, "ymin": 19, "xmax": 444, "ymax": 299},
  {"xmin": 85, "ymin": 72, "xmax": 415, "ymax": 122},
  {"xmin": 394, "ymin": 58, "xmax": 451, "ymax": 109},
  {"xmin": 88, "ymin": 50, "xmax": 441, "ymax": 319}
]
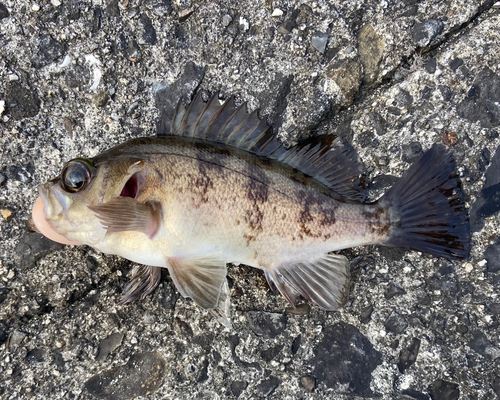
[{"xmin": 341, "ymin": 0, "xmax": 497, "ymax": 114}]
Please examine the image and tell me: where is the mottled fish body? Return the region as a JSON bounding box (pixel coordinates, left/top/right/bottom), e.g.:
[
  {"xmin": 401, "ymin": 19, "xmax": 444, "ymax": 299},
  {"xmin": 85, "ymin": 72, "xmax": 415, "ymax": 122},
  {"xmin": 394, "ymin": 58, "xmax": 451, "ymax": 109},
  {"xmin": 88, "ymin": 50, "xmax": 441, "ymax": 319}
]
[{"xmin": 32, "ymin": 93, "xmax": 471, "ymax": 324}]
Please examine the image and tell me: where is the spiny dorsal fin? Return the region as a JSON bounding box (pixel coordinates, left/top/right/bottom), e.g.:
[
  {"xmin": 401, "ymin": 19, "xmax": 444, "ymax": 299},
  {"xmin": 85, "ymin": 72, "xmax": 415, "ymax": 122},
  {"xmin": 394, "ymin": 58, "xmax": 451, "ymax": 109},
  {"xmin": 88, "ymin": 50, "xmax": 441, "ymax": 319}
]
[{"xmin": 170, "ymin": 92, "xmax": 366, "ymax": 201}]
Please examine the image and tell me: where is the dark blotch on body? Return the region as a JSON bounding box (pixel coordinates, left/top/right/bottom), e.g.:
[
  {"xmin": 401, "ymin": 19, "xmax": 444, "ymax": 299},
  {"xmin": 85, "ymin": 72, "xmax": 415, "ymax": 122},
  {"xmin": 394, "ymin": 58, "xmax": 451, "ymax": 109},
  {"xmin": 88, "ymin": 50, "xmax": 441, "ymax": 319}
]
[{"xmin": 362, "ymin": 207, "xmax": 391, "ymax": 237}]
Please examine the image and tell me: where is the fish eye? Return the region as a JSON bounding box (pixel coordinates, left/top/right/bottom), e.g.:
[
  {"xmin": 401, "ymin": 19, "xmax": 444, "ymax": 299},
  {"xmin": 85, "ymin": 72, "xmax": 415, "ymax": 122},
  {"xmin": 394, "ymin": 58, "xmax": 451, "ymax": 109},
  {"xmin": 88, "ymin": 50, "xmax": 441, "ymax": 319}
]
[{"xmin": 61, "ymin": 159, "xmax": 94, "ymax": 193}]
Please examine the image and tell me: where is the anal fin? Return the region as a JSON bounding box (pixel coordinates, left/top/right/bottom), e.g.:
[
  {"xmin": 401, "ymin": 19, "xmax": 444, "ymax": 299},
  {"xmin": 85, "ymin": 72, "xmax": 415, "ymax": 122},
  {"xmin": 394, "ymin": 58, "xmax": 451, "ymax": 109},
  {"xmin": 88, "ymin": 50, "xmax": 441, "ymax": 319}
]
[
  {"xmin": 266, "ymin": 253, "xmax": 350, "ymax": 311},
  {"xmin": 90, "ymin": 197, "xmax": 162, "ymax": 238},
  {"xmin": 208, "ymin": 279, "xmax": 233, "ymax": 329},
  {"xmin": 167, "ymin": 251, "xmax": 227, "ymax": 310}
]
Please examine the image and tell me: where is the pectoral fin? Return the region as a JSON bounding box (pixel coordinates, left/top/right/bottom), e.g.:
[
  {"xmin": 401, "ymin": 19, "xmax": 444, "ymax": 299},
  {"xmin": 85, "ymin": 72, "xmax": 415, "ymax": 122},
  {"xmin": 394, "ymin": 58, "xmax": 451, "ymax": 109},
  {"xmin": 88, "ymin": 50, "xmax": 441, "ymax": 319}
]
[
  {"xmin": 266, "ymin": 253, "xmax": 350, "ymax": 310},
  {"xmin": 120, "ymin": 265, "xmax": 162, "ymax": 304},
  {"xmin": 89, "ymin": 197, "xmax": 162, "ymax": 238},
  {"xmin": 167, "ymin": 252, "xmax": 227, "ymax": 310}
]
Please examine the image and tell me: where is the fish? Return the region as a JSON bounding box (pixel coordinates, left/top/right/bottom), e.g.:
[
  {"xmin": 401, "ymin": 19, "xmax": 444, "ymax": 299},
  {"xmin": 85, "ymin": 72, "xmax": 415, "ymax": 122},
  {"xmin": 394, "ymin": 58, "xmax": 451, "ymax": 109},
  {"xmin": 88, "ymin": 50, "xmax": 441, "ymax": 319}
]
[{"xmin": 31, "ymin": 92, "xmax": 471, "ymax": 326}]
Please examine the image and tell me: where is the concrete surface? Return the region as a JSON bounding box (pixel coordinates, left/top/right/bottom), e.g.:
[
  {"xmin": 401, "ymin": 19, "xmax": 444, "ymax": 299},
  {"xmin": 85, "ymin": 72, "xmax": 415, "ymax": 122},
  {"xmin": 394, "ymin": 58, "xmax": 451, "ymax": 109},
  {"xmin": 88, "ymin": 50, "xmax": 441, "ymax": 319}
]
[{"xmin": 1, "ymin": 1, "xmax": 500, "ymax": 399}]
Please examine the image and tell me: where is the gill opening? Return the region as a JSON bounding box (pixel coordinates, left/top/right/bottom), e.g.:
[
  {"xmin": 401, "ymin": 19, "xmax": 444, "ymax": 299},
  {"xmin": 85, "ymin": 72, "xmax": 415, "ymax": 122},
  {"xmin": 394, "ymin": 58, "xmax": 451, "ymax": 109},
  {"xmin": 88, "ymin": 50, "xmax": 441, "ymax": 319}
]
[{"xmin": 120, "ymin": 172, "xmax": 141, "ymax": 199}]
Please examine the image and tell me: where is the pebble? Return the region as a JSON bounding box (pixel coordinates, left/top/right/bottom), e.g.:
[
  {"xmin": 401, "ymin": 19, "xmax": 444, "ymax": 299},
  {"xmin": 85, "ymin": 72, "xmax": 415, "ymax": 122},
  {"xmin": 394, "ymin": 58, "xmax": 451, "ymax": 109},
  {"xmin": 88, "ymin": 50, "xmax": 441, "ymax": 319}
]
[
  {"xmin": 312, "ymin": 322, "xmax": 382, "ymax": 395},
  {"xmin": 271, "ymin": 8, "xmax": 283, "ymax": 17},
  {"xmin": 32, "ymin": 3, "xmax": 40, "ymax": 12},
  {"xmin": 0, "ymin": 3, "xmax": 9, "ymax": 18},
  {"xmin": 222, "ymin": 14, "xmax": 232, "ymax": 27},
  {"xmin": 96, "ymin": 332, "xmax": 124, "ymax": 361},
  {"xmin": 1, "ymin": 209, "xmax": 12, "ymax": 221},
  {"xmin": 8, "ymin": 330, "xmax": 27, "ymax": 348},
  {"xmin": 385, "ymin": 311, "xmax": 409, "ymax": 334},
  {"xmin": 178, "ymin": 8, "xmax": 194, "ymax": 22},
  {"xmin": 411, "ymin": 19, "xmax": 444, "ymax": 47},
  {"xmin": 464, "ymin": 263, "xmax": 473, "ymax": 273},
  {"xmin": 51, "ymin": 0, "xmax": 61, "ymax": 7},
  {"xmin": 92, "ymin": 89, "xmax": 109, "ymax": 107},
  {"xmin": 311, "ymin": 32, "xmax": 328, "ymax": 54},
  {"xmin": 300, "ymin": 375, "xmax": 316, "ymax": 392},
  {"xmin": 0, "ymin": 99, "xmax": 4, "ymax": 116},
  {"xmin": 246, "ymin": 311, "xmax": 287, "ymax": 338},
  {"xmin": 430, "ymin": 379, "xmax": 459, "ymax": 400},
  {"xmin": 85, "ymin": 352, "xmax": 166, "ymax": 400}
]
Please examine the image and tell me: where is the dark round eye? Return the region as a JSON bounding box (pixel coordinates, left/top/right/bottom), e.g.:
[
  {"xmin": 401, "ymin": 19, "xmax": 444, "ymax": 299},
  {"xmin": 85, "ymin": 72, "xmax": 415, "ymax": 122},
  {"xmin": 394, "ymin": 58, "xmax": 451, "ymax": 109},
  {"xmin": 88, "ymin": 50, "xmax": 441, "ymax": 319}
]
[{"xmin": 61, "ymin": 159, "xmax": 93, "ymax": 193}]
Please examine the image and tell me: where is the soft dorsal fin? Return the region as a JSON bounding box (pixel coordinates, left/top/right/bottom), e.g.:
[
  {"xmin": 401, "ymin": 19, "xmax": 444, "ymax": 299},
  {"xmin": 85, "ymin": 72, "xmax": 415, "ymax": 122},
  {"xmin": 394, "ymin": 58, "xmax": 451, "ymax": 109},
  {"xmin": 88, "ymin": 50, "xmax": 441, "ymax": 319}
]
[{"xmin": 169, "ymin": 92, "xmax": 366, "ymax": 201}]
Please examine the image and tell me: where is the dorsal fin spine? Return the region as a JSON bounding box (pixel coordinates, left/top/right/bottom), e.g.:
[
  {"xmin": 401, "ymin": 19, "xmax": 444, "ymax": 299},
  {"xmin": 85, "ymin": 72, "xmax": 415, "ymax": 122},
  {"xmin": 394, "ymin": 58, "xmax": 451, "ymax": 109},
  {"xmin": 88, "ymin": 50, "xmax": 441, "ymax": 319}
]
[{"xmin": 168, "ymin": 92, "xmax": 367, "ymax": 201}]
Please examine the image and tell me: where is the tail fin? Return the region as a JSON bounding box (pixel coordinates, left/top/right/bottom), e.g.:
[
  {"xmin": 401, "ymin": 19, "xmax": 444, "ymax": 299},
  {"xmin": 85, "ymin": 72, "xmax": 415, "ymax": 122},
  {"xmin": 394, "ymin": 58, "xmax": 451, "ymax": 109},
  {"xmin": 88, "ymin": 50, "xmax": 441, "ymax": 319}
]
[{"xmin": 380, "ymin": 144, "xmax": 471, "ymax": 259}]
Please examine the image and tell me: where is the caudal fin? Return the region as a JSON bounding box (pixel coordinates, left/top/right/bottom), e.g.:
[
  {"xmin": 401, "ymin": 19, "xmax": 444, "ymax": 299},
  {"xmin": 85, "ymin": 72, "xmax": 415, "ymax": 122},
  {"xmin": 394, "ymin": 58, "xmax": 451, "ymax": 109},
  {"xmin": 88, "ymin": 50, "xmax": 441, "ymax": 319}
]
[{"xmin": 380, "ymin": 144, "xmax": 471, "ymax": 259}]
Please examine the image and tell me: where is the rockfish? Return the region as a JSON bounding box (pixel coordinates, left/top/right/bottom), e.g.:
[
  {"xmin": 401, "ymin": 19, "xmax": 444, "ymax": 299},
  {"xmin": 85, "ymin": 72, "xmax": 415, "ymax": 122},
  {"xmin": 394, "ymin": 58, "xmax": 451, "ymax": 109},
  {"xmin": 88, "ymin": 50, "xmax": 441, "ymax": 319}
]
[{"xmin": 31, "ymin": 93, "xmax": 471, "ymax": 325}]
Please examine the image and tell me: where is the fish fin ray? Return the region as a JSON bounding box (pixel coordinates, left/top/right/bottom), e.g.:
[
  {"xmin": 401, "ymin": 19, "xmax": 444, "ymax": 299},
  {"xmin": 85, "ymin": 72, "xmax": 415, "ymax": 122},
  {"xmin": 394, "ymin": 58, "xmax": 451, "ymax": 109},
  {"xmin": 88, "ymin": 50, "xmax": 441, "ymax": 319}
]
[
  {"xmin": 170, "ymin": 93, "xmax": 366, "ymax": 200},
  {"xmin": 167, "ymin": 251, "xmax": 227, "ymax": 310},
  {"xmin": 380, "ymin": 144, "xmax": 471, "ymax": 259},
  {"xmin": 208, "ymin": 279, "xmax": 233, "ymax": 329},
  {"xmin": 278, "ymin": 136, "xmax": 366, "ymax": 201},
  {"xmin": 264, "ymin": 269, "xmax": 300, "ymax": 306},
  {"xmin": 267, "ymin": 253, "xmax": 350, "ymax": 310},
  {"xmin": 120, "ymin": 265, "xmax": 162, "ymax": 304},
  {"xmin": 89, "ymin": 197, "xmax": 162, "ymax": 238}
]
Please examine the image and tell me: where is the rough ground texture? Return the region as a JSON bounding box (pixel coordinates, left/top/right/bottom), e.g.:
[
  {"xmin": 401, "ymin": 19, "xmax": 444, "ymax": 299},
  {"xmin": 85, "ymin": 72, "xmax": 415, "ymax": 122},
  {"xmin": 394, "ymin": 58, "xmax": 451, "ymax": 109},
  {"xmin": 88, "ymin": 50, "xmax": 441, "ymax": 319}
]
[{"xmin": 1, "ymin": 1, "xmax": 500, "ymax": 399}]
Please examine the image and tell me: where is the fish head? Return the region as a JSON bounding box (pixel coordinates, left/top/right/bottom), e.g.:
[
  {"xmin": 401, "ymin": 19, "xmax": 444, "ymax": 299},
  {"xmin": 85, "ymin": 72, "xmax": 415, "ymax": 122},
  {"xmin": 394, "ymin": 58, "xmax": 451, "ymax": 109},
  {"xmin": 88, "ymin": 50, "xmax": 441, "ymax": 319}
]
[{"xmin": 32, "ymin": 155, "xmax": 144, "ymax": 246}]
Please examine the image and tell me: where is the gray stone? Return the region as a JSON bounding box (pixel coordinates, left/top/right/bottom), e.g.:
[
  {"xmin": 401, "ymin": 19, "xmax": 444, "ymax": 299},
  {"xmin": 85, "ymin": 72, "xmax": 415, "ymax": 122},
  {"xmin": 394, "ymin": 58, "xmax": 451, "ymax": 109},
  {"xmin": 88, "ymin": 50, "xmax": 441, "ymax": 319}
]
[
  {"xmin": 31, "ymin": 35, "xmax": 66, "ymax": 68},
  {"xmin": 385, "ymin": 310, "xmax": 409, "ymax": 334},
  {"xmin": 429, "ymin": 379, "xmax": 459, "ymax": 400},
  {"xmin": 139, "ymin": 14, "xmax": 157, "ymax": 45},
  {"xmin": 385, "ymin": 283, "xmax": 407, "ymax": 300},
  {"xmin": 402, "ymin": 141, "xmax": 423, "ymax": 163},
  {"xmin": 398, "ymin": 337, "xmax": 421, "ymax": 373},
  {"xmin": 246, "ymin": 311, "xmax": 287, "ymax": 338},
  {"xmin": 256, "ymin": 376, "xmax": 280, "ymax": 397},
  {"xmin": 484, "ymin": 241, "xmax": 500, "ymax": 273},
  {"xmin": 326, "ymin": 59, "xmax": 362, "ymax": 105},
  {"xmin": 300, "ymin": 375, "xmax": 316, "ymax": 392},
  {"xmin": 92, "ymin": 89, "xmax": 109, "ymax": 107},
  {"xmin": 468, "ymin": 331, "xmax": 500, "ymax": 360},
  {"xmin": 449, "ymin": 58, "xmax": 464, "ymax": 71},
  {"xmin": 26, "ymin": 348, "xmax": 46, "ymax": 362},
  {"xmin": 96, "ymin": 332, "xmax": 124, "ymax": 361},
  {"xmin": 5, "ymin": 81, "xmax": 40, "ymax": 120},
  {"xmin": 311, "ymin": 32, "xmax": 329, "ymax": 54},
  {"xmin": 0, "ymin": 3, "xmax": 9, "ymax": 19},
  {"xmin": 85, "ymin": 352, "xmax": 166, "ymax": 400},
  {"xmin": 312, "ymin": 322, "xmax": 382, "ymax": 396},
  {"xmin": 412, "ymin": 19, "xmax": 444, "ymax": 47},
  {"xmin": 229, "ymin": 380, "xmax": 248, "ymax": 398},
  {"xmin": 358, "ymin": 24, "xmax": 385, "ymax": 85},
  {"xmin": 457, "ymin": 67, "xmax": 500, "ymax": 128},
  {"xmin": 14, "ymin": 233, "xmax": 63, "ymax": 270},
  {"xmin": 471, "ymin": 145, "xmax": 500, "ymax": 231},
  {"xmin": 8, "ymin": 330, "xmax": 26, "ymax": 348}
]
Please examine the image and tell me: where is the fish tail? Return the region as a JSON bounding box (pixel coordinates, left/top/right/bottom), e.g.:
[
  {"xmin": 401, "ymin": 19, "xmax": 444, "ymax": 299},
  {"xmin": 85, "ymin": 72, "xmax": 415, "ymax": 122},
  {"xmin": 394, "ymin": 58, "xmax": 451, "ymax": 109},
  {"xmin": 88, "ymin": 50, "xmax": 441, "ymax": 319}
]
[{"xmin": 379, "ymin": 144, "xmax": 471, "ymax": 259}]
